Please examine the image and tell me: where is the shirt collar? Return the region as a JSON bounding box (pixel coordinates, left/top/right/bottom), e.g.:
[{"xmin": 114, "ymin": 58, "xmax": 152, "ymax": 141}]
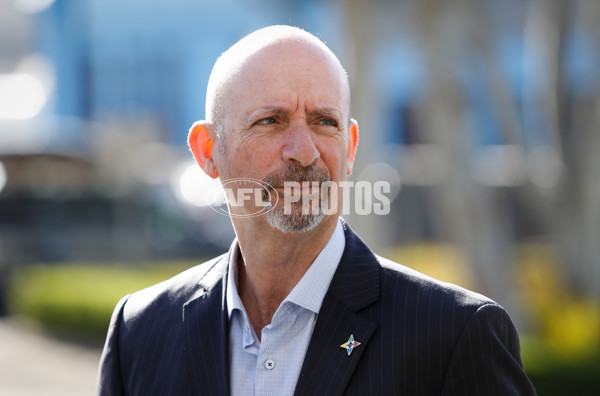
[{"xmin": 226, "ymin": 219, "xmax": 345, "ymax": 318}]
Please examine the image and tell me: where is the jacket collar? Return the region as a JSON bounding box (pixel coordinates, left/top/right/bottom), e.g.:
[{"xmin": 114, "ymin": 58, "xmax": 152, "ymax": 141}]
[
  {"xmin": 182, "ymin": 251, "xmax": 231, "ymax": 396},
  {"xmin": 294, "ymin": 222, "xmax": 380, "ymax": 395}
]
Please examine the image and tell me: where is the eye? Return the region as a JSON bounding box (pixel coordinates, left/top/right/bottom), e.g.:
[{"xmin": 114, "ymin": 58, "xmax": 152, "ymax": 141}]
[
  {"xmin": 256, "ymin": 117, "xmax": 277, "ymax": 125},
  {"xmin": 319, "ymin": 118, "xmax": 337, "ymax": 127}
]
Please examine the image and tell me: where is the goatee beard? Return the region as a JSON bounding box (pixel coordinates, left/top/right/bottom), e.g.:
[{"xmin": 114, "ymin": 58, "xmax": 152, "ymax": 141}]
[{"xmin": 262, "ymin": 163, "xmax": 331, "ymax": 233}]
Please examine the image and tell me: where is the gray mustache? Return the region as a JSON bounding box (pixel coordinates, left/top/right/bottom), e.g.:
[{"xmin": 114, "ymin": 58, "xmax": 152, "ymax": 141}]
[{"xmin": 263, "ymin": 163, "xmax": 331, "ymax": 187}]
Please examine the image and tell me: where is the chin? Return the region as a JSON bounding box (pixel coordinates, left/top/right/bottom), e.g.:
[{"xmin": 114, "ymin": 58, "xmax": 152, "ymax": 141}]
[{"xmin": 265, "ymin": 208, "xmax": 325, "ymax": 233}]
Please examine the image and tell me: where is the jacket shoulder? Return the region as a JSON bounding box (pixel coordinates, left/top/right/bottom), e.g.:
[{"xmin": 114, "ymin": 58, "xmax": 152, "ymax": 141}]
[
  {"xmin": 376, "ymin": 254, "xmax": 496, "ymax": 311},
  {"xmin": 121, "ymin": 253, "xmax": 228, "ymax": 323}
]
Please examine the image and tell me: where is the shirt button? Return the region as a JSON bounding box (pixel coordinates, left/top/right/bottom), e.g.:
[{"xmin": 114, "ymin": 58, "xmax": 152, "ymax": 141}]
[{"xmin": 265, "ymin": 359, "xmax": 275, "ymax": 370}]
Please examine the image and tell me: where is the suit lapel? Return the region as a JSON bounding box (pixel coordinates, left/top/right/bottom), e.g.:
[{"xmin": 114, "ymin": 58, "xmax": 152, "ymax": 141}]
[
  {"xmin": 183, "ymin": 257, "xmax": 230, "ymax": 396},
  {"xmin": 294, "ymin": 223, "xmax": 380, "ymax": 396}
]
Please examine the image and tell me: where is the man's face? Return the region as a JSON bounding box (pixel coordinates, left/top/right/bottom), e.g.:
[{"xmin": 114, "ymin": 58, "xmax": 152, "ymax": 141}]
[{"xmin": 213, "ymin": 41, "xmax": 355, "ymax": 232}]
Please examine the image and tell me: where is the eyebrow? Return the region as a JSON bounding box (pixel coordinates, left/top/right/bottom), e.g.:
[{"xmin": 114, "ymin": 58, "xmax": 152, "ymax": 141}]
[
  {"xmin": 307, "ymin": 108, "xmax": 343, "ymax": 120},
  {"xmin": 248, "ymin": 106, "xmax": 342, "ymax": 119},
  {"xmin": 244, "ymin": 106, "xmax": 287, "ymax": 122},
  {"xmin": 243, "ymin": 105, "xmax": 345, "ymax": 128}
]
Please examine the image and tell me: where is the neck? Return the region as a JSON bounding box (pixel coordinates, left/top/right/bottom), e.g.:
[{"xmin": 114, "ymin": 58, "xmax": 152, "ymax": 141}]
[{"xmin": 233, "ymin": 216, "xmax": 338, "ymax": 338}]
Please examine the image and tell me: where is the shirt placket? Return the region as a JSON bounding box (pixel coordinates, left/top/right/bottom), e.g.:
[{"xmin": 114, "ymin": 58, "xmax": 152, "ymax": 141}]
[{"xmin": 254, "ymin": 305, "xmax": 295, "ymax": 396}]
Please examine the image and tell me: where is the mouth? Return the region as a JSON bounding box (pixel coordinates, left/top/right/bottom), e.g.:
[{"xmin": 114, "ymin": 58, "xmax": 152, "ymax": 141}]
[{"xmin": 272, "ymin": 183, "xmax": 321, "ymax": 195}]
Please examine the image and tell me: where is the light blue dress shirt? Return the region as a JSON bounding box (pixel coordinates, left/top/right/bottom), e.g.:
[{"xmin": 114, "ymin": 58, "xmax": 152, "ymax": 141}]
[{"xmin": 226, "ymin": 220, "xmax": 345, "ymax": 396}]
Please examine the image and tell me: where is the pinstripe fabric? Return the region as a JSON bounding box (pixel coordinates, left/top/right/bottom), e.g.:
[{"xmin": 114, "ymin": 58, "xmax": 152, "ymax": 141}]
[
  {"xmin": 97, "ymin": 256, "xmax": 231, "ymax": 396},
  {"xmin": 295, "ymin": 222, "xmax": 536, "ymax": 395},
  {"xmin": 97, "ymin": 222, "xmax": 536, "ymax": 395}
]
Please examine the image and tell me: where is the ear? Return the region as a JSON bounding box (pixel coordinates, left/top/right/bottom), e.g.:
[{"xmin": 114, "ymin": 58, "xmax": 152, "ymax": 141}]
[
  {"xmin": 346, "ymin": 119, "xmax": 359, "ymax": 175},
  {"xmin": 188, "ymin": 121, "xmax": 219, "ymax": 178}
]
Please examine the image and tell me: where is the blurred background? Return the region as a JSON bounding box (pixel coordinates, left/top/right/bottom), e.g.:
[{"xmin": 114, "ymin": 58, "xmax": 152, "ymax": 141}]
[{"xmin": 1, "ymin": 0, "xmax": 599, "ymax": 394}]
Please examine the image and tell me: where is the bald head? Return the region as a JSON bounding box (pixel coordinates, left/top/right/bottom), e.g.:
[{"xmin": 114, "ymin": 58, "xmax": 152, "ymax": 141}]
[{"xmin": 205, "ymin": 25, "xmax": 350, "ymax": 137}]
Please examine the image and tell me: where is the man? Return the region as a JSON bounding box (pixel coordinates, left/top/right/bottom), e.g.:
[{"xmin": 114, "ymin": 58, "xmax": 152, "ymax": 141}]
[{"xmin": 97, "ymin": 25, "xmax": 536, "ymax": 395}]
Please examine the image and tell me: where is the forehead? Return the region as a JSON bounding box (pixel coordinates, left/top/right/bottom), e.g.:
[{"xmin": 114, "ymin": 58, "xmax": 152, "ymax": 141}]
[{"xmin": 224, "ymin": 40, "xmax": 350, "ymax": 118}]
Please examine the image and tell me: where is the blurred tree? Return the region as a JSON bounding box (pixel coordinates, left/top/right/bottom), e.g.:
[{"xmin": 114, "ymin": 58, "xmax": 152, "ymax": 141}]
[
  {"xmin": 345, "ymin": 0, "xmax": 600, "ymax": 310},
  {"xmin": 550, "ymin": 0, "xmax": 600, "ymax": 298},
  {"xmin": 410, "ymin": 0, "xmax": 519, "ymax": 312}
]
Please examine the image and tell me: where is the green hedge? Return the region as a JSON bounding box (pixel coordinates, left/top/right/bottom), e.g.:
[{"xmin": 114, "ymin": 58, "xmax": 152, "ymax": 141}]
[
  {"xmin": 6, "ymin": 261, "xmax": 199, "ymax": 339},
  {"xmin": 521, "ymin": 335, "xmax": 600, "ymax": 395}
]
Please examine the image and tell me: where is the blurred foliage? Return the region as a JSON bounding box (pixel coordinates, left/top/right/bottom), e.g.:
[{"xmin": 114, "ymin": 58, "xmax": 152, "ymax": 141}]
[
  {"xmin": 388, "ymin": 242, "xmax": 600, "ymax": 394},
  {"xmin": 514, "ymin": 244, "xmax": 600, "ymax": 395},
  {"xmin": 386, "ymin": 243, "xmax": 476, "ymax": 291},
  {"xmin": 515, "ymin": 245, "xmax": 600, "ymax": 362},
  {"xmin": 6, "ymin": 261, "xmax": 199, "ymax": 339}
]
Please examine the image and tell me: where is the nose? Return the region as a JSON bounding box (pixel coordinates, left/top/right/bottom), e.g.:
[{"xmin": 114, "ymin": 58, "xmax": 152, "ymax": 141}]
[{"xmin": 281, "ymin": 120, "xmax": 320, "ymax": 166}]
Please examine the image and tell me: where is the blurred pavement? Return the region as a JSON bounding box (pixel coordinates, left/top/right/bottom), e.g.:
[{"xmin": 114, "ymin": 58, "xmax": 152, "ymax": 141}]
[{"xmin": 0, "ymin": 319, "xmax": 101, "ymax": 396}]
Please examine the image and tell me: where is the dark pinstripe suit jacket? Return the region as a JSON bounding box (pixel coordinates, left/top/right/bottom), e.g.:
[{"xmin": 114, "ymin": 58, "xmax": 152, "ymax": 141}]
[{"xmin": 97, "ymin": 223, "xmax": 536, "ymax": 395}]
